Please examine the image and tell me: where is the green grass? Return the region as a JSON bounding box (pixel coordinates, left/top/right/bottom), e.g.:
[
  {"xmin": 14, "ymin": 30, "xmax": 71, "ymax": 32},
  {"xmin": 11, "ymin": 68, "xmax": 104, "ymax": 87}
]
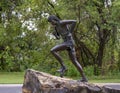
[
  {"xmin": 0, "ymin": 72, "xmax": 24, "ymax": 84},
  {"xmin": 89, "ymin": 79, "xmax": 120, "ymax": 83},
  {"xmin": 88, "ymin": 75, "xmax": 120, "ymax": 83},
  {"xmin": 0, "ymin": 72, "xmax": 120, "ymax": 84}
]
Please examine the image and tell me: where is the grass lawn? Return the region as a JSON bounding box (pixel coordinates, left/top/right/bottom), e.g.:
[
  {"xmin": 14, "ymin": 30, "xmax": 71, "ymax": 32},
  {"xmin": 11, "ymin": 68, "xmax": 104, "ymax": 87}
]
[
  {"xmin": 89, "ymin": 79, "xmax": 120, "ymax": 83},
  {"xmin": 0, "ymin": 72, "xmax": 120, "ymax": 84},
  {"xmin": 88, "ymin": 75, "xmax": 120, "ymax": 83},
  {"xmin": 0, "ymin": 72, "xmax": 25, "ymax": 84}
]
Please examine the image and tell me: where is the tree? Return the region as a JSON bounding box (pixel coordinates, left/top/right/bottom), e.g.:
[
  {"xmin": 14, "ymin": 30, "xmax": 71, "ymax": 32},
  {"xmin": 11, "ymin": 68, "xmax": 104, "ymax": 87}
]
[
  {"xmin": 0, "ymin": 0, "xmax": 120, "ymax": 77},
  {"xmin": 49, "ymin": 0, "xmax": 120, "ymax": 75}
]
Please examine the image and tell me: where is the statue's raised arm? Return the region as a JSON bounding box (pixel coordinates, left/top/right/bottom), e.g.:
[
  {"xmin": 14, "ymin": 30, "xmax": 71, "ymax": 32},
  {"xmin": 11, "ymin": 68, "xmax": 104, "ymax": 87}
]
[{"xmin": 60, "ymin": 20, "xmax": 77, "ymax": 33}]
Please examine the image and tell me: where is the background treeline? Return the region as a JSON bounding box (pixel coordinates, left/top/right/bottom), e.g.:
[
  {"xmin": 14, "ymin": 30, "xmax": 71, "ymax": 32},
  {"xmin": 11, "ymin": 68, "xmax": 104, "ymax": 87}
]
[{"xmin": 0, "ymin": 0, "xmax": 120, "ymax": 77}]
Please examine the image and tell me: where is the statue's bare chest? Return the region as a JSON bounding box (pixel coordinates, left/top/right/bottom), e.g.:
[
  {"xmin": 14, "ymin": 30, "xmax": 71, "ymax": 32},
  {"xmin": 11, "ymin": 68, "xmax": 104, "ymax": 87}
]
[{"xmin": 55, "ymin": 25, "xmax": 69, "ymax": 36}]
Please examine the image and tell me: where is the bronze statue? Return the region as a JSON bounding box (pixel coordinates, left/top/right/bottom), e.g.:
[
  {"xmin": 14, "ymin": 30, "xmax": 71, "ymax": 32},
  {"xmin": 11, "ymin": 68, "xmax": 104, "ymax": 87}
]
[{"xmin": 48, "ymin": 15, "xmax": 88, "ymax": 82}]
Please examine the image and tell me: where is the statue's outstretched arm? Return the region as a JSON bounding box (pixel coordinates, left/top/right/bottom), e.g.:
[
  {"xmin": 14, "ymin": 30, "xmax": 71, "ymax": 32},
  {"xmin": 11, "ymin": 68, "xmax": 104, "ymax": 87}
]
[{"xmin": 60, "ymin": 20, "xmax": 77, "ymax": 33}]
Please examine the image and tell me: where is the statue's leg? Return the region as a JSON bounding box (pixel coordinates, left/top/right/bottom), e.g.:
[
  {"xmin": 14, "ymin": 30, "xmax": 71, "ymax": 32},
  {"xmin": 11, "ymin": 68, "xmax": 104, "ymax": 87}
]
[
  {"xmin": 51, "ymin": 43, "xmax": 68, "ymax": 77},
  {"xmin": 68, "ymin": 47, "xmax": 88, "ymax": 82}
]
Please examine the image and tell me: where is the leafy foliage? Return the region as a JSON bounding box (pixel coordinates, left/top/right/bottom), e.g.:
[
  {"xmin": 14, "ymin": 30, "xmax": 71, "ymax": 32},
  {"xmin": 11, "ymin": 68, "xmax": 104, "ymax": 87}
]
[{"xmin": 0, "ymin": 0, "xmax": 120, "ymax": 78}]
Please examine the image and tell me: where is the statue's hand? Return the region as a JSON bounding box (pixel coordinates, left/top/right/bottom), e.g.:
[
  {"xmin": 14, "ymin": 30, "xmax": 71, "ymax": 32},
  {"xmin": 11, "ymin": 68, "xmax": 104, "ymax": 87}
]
[{"xmin": 52, "ymin": 31, "xmax": 60, "ymax": 39}]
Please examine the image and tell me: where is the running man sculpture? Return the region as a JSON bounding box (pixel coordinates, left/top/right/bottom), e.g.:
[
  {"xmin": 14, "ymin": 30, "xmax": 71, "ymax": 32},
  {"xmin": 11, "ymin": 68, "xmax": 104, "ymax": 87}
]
[{"xmin": 48, "ymin": 15, "xmax": 88, "ymax": 82}]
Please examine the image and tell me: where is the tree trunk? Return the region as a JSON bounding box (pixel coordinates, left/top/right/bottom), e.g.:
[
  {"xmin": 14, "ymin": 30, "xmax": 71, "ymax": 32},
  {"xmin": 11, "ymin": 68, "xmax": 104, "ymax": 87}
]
[
  {"xmin": 94, "ymin": 40, "xmax": 105, "ymax": 75},
  {"xmin": 22, "ymin": 69, "xmax": 102, "ymax": 93}
]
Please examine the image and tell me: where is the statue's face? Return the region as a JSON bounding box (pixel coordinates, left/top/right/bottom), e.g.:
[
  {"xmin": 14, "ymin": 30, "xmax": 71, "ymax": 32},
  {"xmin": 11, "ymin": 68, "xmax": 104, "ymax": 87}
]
[{"xmin": 50, "ymin": 20, "xmax": 57, "ymax": 25}]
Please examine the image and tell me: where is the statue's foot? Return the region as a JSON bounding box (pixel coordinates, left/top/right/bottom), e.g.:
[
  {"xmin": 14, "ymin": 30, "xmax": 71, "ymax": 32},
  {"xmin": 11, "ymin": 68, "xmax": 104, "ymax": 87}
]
[
  {"xmin": 57, "ymin": 67, "xmax": 67, "ymax": 78},
  {"xmin": 78, "ymin": 77, "xmax": 88, "ymax": 82}
]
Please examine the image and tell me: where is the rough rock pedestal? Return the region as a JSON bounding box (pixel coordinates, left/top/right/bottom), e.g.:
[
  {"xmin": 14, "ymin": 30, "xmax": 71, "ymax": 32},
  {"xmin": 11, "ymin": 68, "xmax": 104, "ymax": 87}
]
[{"xmin": 22, "ymin": 69, "xmax": 119, "ymax": 93}]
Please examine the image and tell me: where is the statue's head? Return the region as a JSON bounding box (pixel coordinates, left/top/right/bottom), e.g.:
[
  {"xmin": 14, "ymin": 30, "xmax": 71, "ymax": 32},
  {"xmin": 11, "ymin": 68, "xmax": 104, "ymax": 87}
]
[{"xmin": 48, "ymin": 15, "xmax": 60, "ymax": 25}]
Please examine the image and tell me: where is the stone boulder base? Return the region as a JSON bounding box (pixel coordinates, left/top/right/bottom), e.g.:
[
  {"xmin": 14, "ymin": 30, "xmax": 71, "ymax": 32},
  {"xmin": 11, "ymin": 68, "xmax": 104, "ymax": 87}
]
[{"xmin": 22, "ymin": 69, "xmax": 119, "ymax": 93}]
